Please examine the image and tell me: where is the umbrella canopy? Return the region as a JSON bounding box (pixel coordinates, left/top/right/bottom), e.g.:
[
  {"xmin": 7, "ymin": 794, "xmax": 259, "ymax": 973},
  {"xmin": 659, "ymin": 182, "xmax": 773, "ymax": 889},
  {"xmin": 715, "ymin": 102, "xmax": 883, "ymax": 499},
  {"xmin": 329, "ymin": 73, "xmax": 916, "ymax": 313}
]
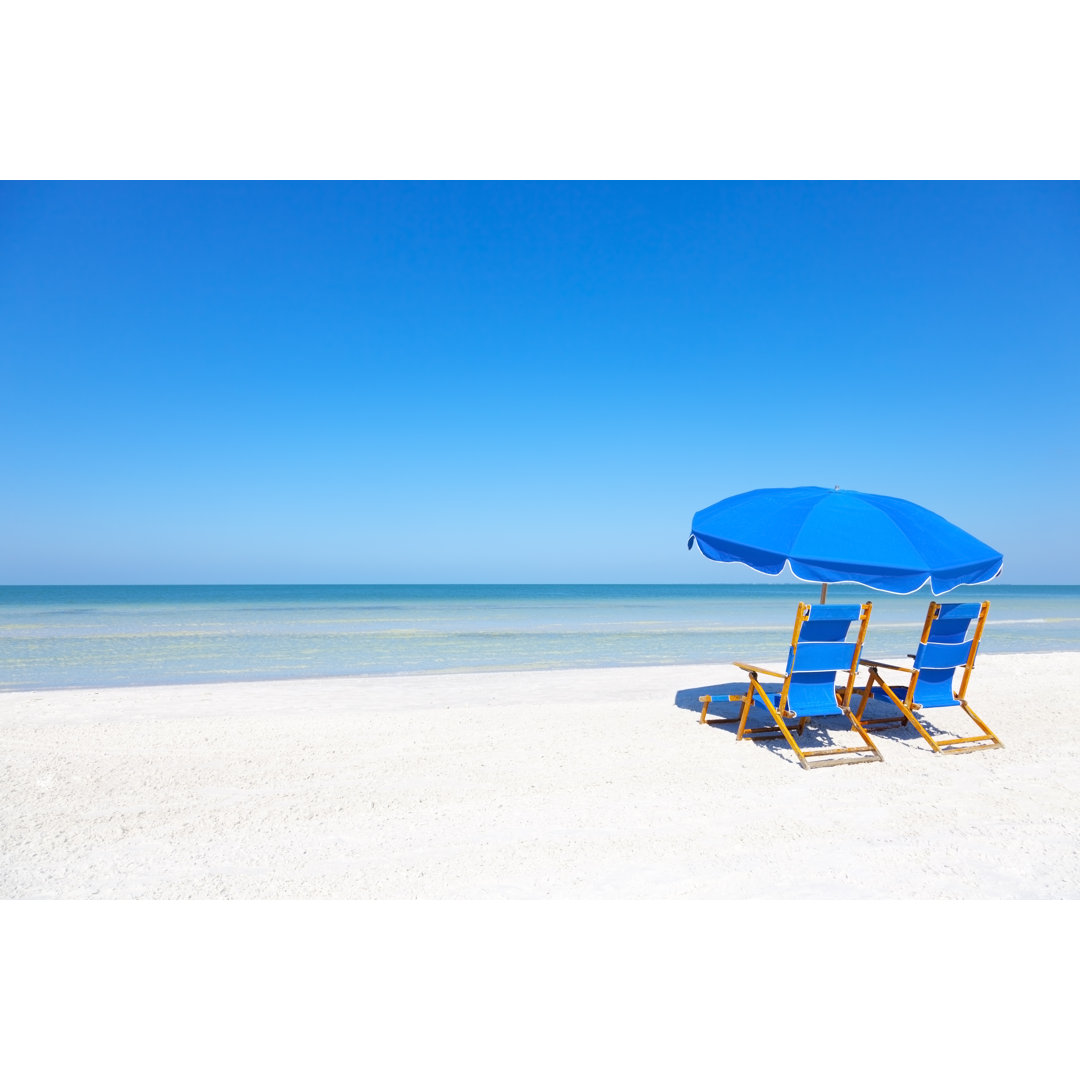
[{"xmin": 688, "ymin": 486, "xmax": 1003, "ymax": 595}]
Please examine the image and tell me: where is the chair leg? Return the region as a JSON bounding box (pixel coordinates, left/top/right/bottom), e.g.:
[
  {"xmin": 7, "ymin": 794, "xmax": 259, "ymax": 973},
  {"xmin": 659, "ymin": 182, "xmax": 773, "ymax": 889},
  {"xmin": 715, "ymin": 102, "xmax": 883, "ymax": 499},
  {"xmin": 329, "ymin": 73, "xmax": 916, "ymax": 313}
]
[
  {"xmin": 792, "ymin": 706, "xmax": 884, "ymax": 769},
  {"xmin": 701, "ymin": 680, "xmax": 787, "ymax": 740},
  {"xmin": 697, "ymin": 687, "xmax": 754, "ymax": 729},
  {"xmin": 857, "ymin": 676, "xmax": 1002, "ymax": 755},
  {"xmin": 743, "ymin": 677, "xmax": 881, "ymax": 770},
  {"xmin": 734, "ymin": 683, "xmax": 756, "ymax": 739},
  {"xmin": 707, "ymin": 675, "xmax": 801, "ymax": 744},
  {"xmin": 854, "ymin": 678, "xmax": 906, "ymax": 729},
  {"xmin": 846, "ymin": 708, "xmax": 885, "ymax": 764},
  {"xmin": 750, "ymin": 685, "xmax": 811, "ymax": 769},
  {"xmin": 707, "ymin": 676, "xmax": 883, "ymax": 769},
  {"xmin": 932, "ymin": 700, "xmax": 1004, "ymax": 753},
  {"xmin": 860, "ymin": 673, "xmax": 943, "ymax": 752}
]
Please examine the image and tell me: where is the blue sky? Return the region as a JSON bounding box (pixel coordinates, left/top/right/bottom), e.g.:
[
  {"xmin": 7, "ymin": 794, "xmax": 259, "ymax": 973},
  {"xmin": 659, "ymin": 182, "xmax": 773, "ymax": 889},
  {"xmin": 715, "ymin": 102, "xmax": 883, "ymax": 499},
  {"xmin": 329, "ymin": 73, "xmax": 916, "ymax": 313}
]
[{"xmin": 1, "ymin": 182, "xmax": 1077, "ymax": 584}]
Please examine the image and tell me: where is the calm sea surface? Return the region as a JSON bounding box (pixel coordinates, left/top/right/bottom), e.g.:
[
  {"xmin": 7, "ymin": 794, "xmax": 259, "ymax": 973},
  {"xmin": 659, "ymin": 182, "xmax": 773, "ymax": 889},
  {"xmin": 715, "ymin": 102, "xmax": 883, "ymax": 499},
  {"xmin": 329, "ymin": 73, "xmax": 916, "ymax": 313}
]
[{"xmin": 1, "ymin": 584, "xmax": 1077, "ymax": 691}]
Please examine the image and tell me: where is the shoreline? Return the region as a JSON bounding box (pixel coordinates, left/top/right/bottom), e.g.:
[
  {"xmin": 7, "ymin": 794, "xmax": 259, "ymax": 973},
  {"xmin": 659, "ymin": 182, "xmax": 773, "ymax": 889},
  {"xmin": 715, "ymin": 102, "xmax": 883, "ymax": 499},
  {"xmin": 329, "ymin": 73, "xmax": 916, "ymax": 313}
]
[
  {"xmin": 5, "ymin": 583, "xmax": 1078, "ymax": 693},
  {"xmin": 4, "ymin": 646, "xmax": 1078, "ymax": 697},
  {"xmin": 3, "ymin": 652, "xmax": 1078, "ymax": 898}
]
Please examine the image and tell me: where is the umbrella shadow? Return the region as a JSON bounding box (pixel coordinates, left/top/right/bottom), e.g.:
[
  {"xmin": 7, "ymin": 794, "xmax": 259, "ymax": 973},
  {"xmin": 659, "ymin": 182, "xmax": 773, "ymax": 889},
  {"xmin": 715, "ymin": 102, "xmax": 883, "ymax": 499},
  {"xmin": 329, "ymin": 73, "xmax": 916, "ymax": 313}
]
[
  {"xmin": 674, "ymin": 679, "xmax": 899, "ymax": 764},
  {"xmin": 675, "ymin": 681, "xmax": 765, "ymax": 724}
]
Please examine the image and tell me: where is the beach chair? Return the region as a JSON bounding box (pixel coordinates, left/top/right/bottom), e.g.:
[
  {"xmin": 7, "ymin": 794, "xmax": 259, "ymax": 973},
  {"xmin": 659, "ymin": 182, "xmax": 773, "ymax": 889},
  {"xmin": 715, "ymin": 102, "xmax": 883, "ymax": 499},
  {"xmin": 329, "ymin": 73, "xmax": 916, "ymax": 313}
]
[
  {"xmin": 854, "ymin": 601, "xmax": 1003, "ymax": 754},
  {"xmin": 699, "ymin": 601, "xmax": 883, "ymax": 770}
]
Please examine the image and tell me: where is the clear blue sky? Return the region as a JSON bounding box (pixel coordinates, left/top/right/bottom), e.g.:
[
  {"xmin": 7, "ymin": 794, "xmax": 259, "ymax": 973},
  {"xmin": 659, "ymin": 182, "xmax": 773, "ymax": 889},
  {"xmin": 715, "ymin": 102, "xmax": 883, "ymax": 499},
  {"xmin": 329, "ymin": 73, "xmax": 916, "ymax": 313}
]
[{"xmin": 2, "ymin": 182, "xmax": 1077, "ymax": 584}]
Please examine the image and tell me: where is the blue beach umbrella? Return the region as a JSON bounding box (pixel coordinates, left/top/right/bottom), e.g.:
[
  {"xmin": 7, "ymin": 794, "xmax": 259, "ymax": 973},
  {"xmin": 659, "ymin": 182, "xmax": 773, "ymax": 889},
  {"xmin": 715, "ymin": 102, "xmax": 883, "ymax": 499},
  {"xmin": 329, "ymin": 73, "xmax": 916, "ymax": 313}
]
[{"xmin": 688, "ymin": 486, "xmax": 1003, "ymax": 599}]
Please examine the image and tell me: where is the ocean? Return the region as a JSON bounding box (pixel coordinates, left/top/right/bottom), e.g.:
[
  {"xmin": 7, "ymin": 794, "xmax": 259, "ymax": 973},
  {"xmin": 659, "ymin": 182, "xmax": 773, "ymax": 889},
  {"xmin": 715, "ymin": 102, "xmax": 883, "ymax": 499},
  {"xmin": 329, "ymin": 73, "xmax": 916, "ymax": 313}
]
[{"xmin": 1, "ymin": 584, "xmax": 1077, "ymax": 691}]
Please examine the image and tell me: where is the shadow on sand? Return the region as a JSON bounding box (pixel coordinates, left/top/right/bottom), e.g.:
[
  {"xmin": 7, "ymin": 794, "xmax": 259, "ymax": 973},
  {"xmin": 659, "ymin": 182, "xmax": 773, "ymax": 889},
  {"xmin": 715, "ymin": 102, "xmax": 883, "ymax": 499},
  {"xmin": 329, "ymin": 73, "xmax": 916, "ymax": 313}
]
[{"xmin": 673, "ymin": 679, "xmax": 940, "ymax": 763}]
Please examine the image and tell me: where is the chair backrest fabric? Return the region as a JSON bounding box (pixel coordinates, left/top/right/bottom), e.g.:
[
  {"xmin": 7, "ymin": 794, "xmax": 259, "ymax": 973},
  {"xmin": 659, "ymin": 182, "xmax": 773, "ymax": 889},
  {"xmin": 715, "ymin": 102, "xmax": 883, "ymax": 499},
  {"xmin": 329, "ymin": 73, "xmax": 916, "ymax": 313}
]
[
  {"xmin": 798, "ymin": 605, "xmax": 862, "ymax": 643},
  {"xmin": 912, "ymin": 601, "xmax": 987, "ymax": 708},
  {"xmin": 783, "ymin": 603, "xmax": 868, "ymax": 718},
  {"xmin": 927, "ymin": 603, "xmax": 981, "ymax": 644},
  {"xmin": 787, "ymin": 641, "xmax": 859, "ymax": 673},
  {"xmin": 914, "ymin": 640, "xmax": 973, "ymax": 670}
]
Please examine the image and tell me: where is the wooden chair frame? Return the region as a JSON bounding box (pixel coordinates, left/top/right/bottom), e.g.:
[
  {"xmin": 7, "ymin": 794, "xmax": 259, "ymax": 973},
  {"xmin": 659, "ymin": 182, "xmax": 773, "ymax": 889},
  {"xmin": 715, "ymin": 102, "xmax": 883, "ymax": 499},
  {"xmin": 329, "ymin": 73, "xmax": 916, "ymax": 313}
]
[
  {"xmin": 853, "ymin": 601, "xmax": 1003, "ymax": 754},
  {"xmin": 699, "ymin": 601, "xmax": 882, "ymax": 770}
]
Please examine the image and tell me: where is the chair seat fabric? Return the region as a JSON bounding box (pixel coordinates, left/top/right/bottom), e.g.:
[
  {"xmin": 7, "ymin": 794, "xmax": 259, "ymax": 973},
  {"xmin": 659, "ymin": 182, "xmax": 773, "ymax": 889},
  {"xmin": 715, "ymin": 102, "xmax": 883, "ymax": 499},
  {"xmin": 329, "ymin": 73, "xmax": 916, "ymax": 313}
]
[
  {"xmin": 773, "ymin": 679, "xmax": 844, "ymax": 718},
  {"xmin": 853, "ymin": 599, "xmax": 999, "ymax": 755},
  {"xmin": 719, "ymin": 599, "xmax": 883, "ymax": 769},
  {"xmin": 870, "ymin": 681, "xmax": 960, "ymax": 709}
]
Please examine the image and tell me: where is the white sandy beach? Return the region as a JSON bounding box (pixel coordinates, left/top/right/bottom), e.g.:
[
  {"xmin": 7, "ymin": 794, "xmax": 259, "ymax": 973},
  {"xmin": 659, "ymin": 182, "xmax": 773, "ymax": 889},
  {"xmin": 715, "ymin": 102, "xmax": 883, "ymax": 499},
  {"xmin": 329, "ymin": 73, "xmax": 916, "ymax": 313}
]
[{"xmin": 3, "ymin": 651, "xmax": 1078, "ymax": 899}]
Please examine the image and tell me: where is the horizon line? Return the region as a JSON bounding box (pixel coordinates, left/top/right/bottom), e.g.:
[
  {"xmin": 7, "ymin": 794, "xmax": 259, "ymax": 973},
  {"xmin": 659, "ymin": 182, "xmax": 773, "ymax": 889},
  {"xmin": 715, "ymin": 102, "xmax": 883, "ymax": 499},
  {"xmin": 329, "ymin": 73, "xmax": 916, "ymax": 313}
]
[{"xmin": 2, "ymin": 582, "xmax": 1075, "ymax": 589}]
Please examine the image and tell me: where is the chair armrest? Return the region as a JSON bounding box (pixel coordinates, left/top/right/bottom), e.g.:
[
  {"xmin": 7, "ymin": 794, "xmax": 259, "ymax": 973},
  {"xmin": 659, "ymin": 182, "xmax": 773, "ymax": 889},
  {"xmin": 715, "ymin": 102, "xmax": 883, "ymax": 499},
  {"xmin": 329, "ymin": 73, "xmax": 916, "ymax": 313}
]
[
  {"xmin": 732, "ymin": 661, "xmax": 788, "ymax": 679},
  {"xmin": 859, "ymin": 658, "xmax": 916, "ymax": 673}
]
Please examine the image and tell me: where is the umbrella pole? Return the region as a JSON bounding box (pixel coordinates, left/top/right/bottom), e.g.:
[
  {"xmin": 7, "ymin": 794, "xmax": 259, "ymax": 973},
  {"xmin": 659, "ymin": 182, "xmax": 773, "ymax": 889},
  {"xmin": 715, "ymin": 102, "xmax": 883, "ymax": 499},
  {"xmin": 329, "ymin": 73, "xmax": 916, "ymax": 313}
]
[{"xmin": 819, "ymin": 583, "xmax": 828, "ymax": 604}]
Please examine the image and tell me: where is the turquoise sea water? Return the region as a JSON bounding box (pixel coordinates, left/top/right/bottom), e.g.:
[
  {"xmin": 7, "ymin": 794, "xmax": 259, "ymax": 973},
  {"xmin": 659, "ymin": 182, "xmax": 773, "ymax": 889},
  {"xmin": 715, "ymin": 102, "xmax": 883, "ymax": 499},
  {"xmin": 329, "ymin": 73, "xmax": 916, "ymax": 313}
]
[{"xmin": 1, "ymin": 584, "xmax": 1077, "ymax": 691}]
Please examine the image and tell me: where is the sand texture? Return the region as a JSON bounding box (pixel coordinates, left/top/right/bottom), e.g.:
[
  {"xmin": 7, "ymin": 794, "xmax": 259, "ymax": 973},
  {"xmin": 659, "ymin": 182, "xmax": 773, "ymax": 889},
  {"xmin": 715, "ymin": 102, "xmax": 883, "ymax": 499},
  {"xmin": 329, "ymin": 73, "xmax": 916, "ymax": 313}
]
[{"xmin": 2, "ymin": 652, "xmax": 1078, "ymax": 899}]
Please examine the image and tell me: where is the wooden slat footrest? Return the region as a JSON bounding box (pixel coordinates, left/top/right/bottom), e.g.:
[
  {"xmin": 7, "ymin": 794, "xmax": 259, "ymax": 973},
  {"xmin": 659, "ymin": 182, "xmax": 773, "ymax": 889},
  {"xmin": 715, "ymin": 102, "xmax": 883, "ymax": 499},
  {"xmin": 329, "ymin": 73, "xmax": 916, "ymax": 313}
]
[
  {"xmin": 939, "ymin": 741, "xmax": 1003, "ymax": 754},
  {"xmin": 802, "ymin": 745, "xmax": 873, "ymax": 757},
  {"xmin": 803, "ymin": 752, "xmax": 881, "ymax": 768}
]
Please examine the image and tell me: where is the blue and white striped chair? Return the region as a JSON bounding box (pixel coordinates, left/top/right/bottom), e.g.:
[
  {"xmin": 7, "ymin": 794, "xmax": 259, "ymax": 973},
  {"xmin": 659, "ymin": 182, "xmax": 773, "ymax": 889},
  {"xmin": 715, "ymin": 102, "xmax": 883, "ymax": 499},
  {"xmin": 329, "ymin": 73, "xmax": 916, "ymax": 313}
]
[
  {"xmin": 700, "ymin": 602, "xmax": 883, "ymax": 770},
  {"xmin": 854, "ymin": 601, "xmax": 1002, "ymax": 754}
]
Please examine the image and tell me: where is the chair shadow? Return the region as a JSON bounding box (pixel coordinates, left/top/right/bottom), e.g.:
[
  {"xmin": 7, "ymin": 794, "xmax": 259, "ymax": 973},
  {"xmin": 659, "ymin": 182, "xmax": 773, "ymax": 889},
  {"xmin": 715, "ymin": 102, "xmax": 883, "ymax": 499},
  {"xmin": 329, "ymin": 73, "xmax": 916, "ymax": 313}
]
[
  {"xmin": 849, "ymin": 684, "xmax": 982, "ymax": 748},
  {"xmin": 853, "ymin": 698, "xmax": 975, "ymax": 748},
  {"xmin": 674, "ymin": 680, "xmax": 936, "ymax": 761},
  {"xmin": 674, "ymin": 681, "xmax": 765, "ymax": 724}
]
